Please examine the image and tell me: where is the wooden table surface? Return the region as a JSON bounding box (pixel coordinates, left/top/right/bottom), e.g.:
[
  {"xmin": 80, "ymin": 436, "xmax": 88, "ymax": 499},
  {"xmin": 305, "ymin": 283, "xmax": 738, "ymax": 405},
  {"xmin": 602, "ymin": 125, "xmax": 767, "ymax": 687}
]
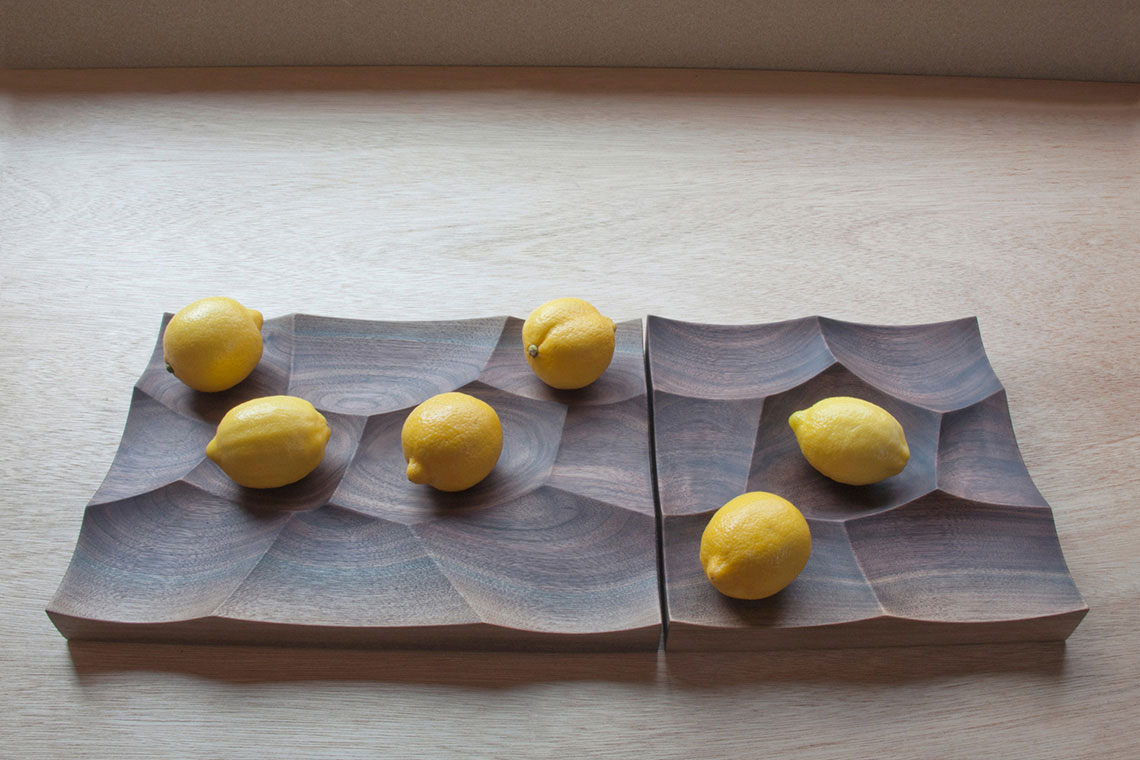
[{"xmin": 2, "ymin": 66, "xmax": 1137, "ymax": 759}]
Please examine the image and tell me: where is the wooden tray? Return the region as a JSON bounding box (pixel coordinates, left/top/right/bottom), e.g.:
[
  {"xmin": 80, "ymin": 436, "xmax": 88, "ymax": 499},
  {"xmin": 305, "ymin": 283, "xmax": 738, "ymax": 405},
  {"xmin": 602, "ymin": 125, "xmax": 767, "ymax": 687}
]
[
  {"xmin": 47, "ymin": 314, "xmax": 661, "ymax": 651},
  {"xmin": 646, "ymin": 315, "xmax": 1088, "ymax": 651}
]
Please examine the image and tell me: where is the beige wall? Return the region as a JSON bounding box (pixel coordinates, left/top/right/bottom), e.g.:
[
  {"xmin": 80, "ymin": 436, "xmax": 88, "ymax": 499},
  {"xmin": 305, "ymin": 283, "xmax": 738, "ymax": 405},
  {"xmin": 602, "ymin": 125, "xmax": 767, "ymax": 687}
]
[{"xmin": 3, "ymin": 0, "xmax": 1138, "ymax": 81}]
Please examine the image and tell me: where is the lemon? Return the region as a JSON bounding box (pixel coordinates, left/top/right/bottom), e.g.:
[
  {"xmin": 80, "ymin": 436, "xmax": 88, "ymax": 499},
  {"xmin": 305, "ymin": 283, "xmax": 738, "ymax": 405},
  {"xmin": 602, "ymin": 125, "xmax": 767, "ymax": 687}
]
[
  {"xmin": 162, "ymin": 297, "xmax": 264, "ymax": 392},
  {"xmin": 522, "ymin": 297, "xmax": 617, "ymax": 389},
  {"xmin": 401, "ymin": 392, "xmax": 503, "ymax": 492},
  {"xmin": 789, "ymin": 396, "xmax": 910, "ymax": 486},
  {"xmin": 699, "ymin": 492, "xmax": 812, "ymax": 600},
  {"xmin": 205, "ymin": 395, "xmax": 331, "ymax": 489}
]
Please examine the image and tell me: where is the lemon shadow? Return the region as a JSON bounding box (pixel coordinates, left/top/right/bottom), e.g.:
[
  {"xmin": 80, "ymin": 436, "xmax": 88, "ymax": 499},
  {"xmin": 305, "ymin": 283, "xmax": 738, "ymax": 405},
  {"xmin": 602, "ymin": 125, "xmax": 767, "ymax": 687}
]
[
  {"xmin": 66, "ymin": 640, "xmax": 663, "ymax": 688},
  {"xmin": 663, "ymin": 639, "xmax": 1070, "ymax": 688}
]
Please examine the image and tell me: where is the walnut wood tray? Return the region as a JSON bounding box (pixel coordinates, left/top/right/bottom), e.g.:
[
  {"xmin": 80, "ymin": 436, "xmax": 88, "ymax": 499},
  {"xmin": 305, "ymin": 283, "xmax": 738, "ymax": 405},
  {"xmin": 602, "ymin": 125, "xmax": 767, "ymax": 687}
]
[
  {"xmin": 647, "ymin": 315, "xmax": 1088, "ymax": 651},
  {"xmin": 47, "ymin": 315, "xmax": 661, "ymax": 651}
]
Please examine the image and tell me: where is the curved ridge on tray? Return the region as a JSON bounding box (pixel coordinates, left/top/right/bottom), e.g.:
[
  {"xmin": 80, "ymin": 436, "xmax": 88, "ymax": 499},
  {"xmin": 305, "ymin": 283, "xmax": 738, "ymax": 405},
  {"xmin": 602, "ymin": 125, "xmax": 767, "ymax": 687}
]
[
  {"xmin": 413, "ymin": 485, "xmax": 660, "ymax": 634},
  {"xmin": 49, "ymin": 480, "xmax": 293, "ymax": 624},
  {"xmin": 212, "ymin": 506, "xmax": 482, "ymax": 628}
]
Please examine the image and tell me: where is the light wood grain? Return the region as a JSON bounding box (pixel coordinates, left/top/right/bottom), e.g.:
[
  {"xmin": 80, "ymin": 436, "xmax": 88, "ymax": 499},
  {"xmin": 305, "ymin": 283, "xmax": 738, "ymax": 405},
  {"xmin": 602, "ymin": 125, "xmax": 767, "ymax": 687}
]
[{"xmin": 2, "ymin": 66, "xmax": 1138, "ymax": 759}]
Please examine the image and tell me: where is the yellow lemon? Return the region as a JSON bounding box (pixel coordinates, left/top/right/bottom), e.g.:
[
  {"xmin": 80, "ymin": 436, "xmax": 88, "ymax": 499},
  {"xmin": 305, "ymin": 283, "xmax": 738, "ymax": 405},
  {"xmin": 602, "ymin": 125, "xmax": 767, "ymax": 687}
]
[
  {"xmin": 699, "ymin": 492, "xmax": 812, "ymax": 600},
  {"xmin": 206, "ymin": 395, "xmax": 331, "ymax": 489},
  {"xmin": 162, "ymin": 297, "xmax": 264, "ymax": 392},
  {"xmin": 789, "ymin": 396, "xmax": 910, "ymax": 485},
  {"xmin": 522, "ymin": 297, "xmax": 617, "ymax": 389},
  {"xmin": 401, "ymin": 392, "xmax": 503, "ymax": 492}
]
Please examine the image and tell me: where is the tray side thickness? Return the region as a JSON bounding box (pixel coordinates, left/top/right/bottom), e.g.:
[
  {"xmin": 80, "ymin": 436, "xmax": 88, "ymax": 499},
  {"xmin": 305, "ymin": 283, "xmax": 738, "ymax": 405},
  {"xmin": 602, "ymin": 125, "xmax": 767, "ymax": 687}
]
[
  {"xmin": 46, "ymin": 611, "xmax": 661, "ymax": 653},
  {"xmin": 666, "ymin": 609, "xmax": 1089, "ymax": 652},
  {"xmin": 646, "ymin": 315, "xmax": 1087, "ymax": 652}
]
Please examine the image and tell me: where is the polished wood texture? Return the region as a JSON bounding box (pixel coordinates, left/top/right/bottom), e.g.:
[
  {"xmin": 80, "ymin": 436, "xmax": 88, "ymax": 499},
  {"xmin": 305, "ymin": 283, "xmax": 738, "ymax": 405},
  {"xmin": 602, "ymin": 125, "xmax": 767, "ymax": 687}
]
[
  {"xmin": 4, "ymin": 67, "xmax": 1138, "ymax": 759},
  {"xmin": 648, "ymin": 316, "xmax": 1087, "ymax": 650},
  {"xmin": 47, "ymin": 314, "xmax": 660, "ymax": 650}
]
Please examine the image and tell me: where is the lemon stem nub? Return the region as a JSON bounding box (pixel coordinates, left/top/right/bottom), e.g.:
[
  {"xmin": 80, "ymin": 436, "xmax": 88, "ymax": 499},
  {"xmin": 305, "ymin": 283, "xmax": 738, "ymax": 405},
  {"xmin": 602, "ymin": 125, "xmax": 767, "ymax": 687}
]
[
  {"xmin": 527, "ymin": 344, "xmax": 539, "ymax": 358},
  {"xmin": 406, "ymin": 459, "xmax": 429, "ymax": 485},
  {"xmin": 165, "ymin": 363, "xmax": 174, "ymax": 374}
]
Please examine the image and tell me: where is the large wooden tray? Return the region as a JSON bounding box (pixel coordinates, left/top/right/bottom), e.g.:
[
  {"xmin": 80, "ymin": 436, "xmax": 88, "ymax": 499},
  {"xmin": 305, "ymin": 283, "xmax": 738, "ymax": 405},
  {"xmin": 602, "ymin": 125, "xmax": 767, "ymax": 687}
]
[
  {"xmin": 647, "ymin": 315, "xmax": 1087, "ymax": 651},
  {"xmin": 47, "ymin": 314, "xmax": 661, "ymax": 651}
]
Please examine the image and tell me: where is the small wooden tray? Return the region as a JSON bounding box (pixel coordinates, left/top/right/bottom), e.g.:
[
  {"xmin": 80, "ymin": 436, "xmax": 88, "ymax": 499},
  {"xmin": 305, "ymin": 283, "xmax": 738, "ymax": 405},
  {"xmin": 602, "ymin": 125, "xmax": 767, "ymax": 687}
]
[
  {"xmin": 646, "ymin": 315, "xmax": 1088, "ymax": 651},
  {"xmin": 47, "ymin": 315, "xmax": 661, "ymax": 651}
]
